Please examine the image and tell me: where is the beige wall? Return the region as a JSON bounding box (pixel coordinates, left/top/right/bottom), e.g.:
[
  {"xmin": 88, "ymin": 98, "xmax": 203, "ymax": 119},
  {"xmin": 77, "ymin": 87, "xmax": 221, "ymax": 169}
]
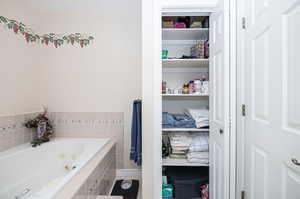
[
  {"xmin": 0, "ymin": 2, "xmax": 45, "ymax": 116},
  {"xmin": 0, "ymin": 0, "xmax": 141, "ymax": 169}
]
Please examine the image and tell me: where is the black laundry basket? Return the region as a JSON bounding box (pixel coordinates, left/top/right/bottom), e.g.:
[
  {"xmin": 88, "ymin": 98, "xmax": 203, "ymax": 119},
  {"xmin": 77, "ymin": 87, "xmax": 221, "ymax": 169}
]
[{"xmin": 165, "ymin": 167, "xmax": 209, "ymax": 199}]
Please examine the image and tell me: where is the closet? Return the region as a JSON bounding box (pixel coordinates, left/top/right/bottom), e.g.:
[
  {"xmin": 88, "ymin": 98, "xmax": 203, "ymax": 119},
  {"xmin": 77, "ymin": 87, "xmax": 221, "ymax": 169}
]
[{"xmin": 161, "ymin": 13, "xmax": 210, "ymax": 199}]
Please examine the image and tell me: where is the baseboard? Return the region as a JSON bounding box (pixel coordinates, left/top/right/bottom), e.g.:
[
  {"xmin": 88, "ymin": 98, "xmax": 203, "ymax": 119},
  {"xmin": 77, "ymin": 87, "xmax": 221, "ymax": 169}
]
[{"xmin": 116, "ymin": 169, "xmax": 141, "ymax": 179}]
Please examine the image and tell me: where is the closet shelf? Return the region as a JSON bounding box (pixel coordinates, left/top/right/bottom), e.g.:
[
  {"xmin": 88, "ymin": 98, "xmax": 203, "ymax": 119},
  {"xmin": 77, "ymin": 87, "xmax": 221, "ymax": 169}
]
[
  {"xmin": 162, "ymin": 59, "xmax": 209, "ymax": 68},
  {"xmin": 162, "ymin": 28, "xmax": 209, "ymax": 40},
  {"xmin": 162, "ymin": 128, "xmax": 209, "ymax": 132},
  {"xmin": 163, "ymin": 157, "xmax": 209, "ymax": 167},
  {"xmin": 162, "ymin": 94, "xmax": 209, "ymax": 97}
]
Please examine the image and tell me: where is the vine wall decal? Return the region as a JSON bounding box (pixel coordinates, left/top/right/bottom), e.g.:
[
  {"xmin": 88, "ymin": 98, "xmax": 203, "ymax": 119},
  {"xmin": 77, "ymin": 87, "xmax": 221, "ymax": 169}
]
[{"xmin": 0, "ymin": 16, "xmax": 94, "ymax": 48}]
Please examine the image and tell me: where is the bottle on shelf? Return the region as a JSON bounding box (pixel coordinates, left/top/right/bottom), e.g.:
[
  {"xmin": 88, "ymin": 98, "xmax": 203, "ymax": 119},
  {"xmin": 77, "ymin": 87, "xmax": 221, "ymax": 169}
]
[
  {"xmin": 182, "ymin": 83, "xmax": 189, "ymax": 94},
  {"xmin": 162, "ymin": 81, "xmax": 167, "ymax": 94},
  {"xmin": 189, "ymin": 81, "xmax": 194, "ymax": 94},
  {"xmin": 194, "ymin": 79, "xmax": 202, "ymax": 94}
]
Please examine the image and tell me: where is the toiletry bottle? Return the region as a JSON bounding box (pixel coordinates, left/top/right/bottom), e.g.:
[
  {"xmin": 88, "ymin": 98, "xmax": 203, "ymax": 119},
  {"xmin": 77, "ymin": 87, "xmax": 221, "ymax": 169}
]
[
  {"xmin": 183, "ymin": 83, "xmax": 189, "ymax": 94},
  {"xmin": 162, "ymin": 81, "xmax": 167, "ymax": 94},
  {"xmin": 194, "ymin": 79, "xmax": 202, "ymax": 94},
  {"xmin": 189, "ymin": 81, "xmax": 194, "ymax": 94}
]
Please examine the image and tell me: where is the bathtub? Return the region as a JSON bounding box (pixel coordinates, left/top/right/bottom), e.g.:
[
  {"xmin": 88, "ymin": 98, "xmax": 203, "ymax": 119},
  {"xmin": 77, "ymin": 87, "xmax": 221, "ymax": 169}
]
[{"xmin": 0, "ymin": 138, "xmax": 111, "ymax": 199}]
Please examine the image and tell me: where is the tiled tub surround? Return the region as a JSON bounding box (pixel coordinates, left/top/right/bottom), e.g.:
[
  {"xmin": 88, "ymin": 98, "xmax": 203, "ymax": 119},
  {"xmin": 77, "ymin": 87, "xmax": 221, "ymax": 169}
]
[
  {"xmin": 49, "ymin": 112, "xmax": 124, "ymax": 169},
  {"xmin": 0, "ymin": 112, "xmax": 37, "ymax": 152},
  {"xmin": 55, "ymin": 141, "xmax": 116, "ymax": 199},
  {"xmin": 71, "ymin": 144, "xmax": 116, "ymax": 199},
  {"xmin": 0, "ymin": 138, "xmax": 116, "ymax": 199}
]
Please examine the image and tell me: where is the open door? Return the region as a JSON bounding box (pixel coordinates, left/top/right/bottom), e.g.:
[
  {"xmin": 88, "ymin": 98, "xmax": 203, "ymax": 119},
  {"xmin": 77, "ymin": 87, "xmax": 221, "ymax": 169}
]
[
  {"xmin": 209, "ymin": 0, "xmax": 230, "ymax": 198},
  {"xmin": 242, "ymin": 0, "xmax": 300, "ymax": 197}
]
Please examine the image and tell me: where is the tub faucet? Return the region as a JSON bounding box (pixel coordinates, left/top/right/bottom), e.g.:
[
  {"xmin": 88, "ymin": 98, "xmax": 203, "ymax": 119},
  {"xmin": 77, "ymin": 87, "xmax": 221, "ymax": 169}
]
[{"xmin": 15, "ymin": 188, "xmax": 30, "ymax": 199}]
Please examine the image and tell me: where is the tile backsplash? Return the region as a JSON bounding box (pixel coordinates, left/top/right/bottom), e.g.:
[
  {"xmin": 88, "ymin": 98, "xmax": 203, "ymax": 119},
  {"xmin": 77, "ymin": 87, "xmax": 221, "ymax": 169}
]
[
  {"xmin": 0, "ymin": 112, "xmax": 124, "ymax": 169},
  {"xmin": 0, "ymin": 113, "xmax": 37, "ymax": 152}
]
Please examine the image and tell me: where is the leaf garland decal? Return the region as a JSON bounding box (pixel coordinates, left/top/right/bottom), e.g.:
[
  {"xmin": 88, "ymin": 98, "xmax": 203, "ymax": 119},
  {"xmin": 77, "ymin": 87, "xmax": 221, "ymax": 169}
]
[{"xmin": 0, "ymin": 16, "xmax": 94, "ymax": 48}]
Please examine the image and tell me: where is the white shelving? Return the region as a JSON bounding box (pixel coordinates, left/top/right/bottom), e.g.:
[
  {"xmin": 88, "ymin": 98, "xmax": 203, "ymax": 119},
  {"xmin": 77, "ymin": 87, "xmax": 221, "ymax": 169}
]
[
  {"xmin": 162, "ymin": 28, "xmax": 209, "ymax": 40},
  {"xmin": 162, "ymin": 128, "xmax": 209, "ymax": 132},
  {"xmin": 162, "ymin": 16, "xmax": 210, "ymax": 169},
  {"xmin": 163, "ymin": 157, "xmax": 209, "ymax": 167},
  {"xmin": 162, "ymin": 59, "xmax": 209, "ymax": 68}
]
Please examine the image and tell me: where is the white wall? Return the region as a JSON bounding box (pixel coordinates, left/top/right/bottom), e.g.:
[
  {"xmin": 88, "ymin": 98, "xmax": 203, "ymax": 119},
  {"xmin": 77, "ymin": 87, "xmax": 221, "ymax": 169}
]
[
  {"xmin": 42, "ymin": 0, "xmax": 141, "ymax": 169},
  {"xmin": 0, "ymin": 2, "xmax": 45, "ymax": 116},
  {"xmin": 0, "ymin": 0, "xmax": 141, "ymax": 169}
]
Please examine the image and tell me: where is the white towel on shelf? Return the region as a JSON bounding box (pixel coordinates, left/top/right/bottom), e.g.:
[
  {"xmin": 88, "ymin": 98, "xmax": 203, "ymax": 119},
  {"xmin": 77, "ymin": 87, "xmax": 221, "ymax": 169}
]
[
  {"xmin": 185, "ymin": 109, "xmax": 209, "ymax": 128},
  {"xmin": 187, "ymin": 158, "xmax": 209, "ymax": 164},
  {"xmin": 187, "ymin": 152, "xmax": 209, "ymax": 163},
  {"xmin": 187, "ymin": 152, "xmax": 209, "ymax": 159},
  {"xmin": 189, "ymin": 133, "xmax": 209, "ymax": 152},
  {"xmin": 169, "ymin": 133, "xmax": 191, "ymax": 147}
]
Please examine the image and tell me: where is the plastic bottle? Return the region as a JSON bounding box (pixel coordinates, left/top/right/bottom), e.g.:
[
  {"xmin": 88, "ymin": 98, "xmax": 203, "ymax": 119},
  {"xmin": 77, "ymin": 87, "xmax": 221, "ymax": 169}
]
[{"xmin": 189, "ymin": 81, "xmax": 194, "ymax": 94}]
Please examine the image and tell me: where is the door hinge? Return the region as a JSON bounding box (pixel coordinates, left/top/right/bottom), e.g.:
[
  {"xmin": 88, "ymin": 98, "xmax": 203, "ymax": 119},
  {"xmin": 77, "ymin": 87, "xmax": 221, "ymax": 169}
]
[
  {"xmin": 241, "ymin": 191, "xmax": 246, "ymax": 199},
  {"xmin": 242, "ymin": 17, "xmax": 246, "ymax": 29},
  {"xmin": 242, "ymin": 104, "xmax": 246, "ymax": 116}
]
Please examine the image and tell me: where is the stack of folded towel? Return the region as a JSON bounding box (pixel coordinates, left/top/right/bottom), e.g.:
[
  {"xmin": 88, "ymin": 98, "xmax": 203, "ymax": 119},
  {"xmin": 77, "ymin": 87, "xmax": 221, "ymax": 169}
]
[
  {"xmin": 185, "ymin": 109, "xmax": 209, "ymax": 128},
  {"xmin": 187, "ymin": 133, "xmax": 209, "ymax": 164},
  {"xmin": 162, "ymin": 112, "xmax": 196, "ymax": 129},
  {"xmin": 168, "ymin": 133, "xmax": 191, "ymax": 159},
  {"xmin": 187, "ymin": 152, "xmax": 209, "ymax": 164},
  {"xmin": 167, "ymin": 133, "xmax": 209, "ymax": 164}
]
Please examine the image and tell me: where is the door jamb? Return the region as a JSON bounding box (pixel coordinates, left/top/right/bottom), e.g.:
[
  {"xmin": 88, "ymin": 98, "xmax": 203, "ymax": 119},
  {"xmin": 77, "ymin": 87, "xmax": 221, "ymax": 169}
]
[
  {"xmin": 229, "ymin": 0, "xmax": 238, "ymax": 198},
  {"xmin": 235, "ymin": 0, "xmax": 246, "ymax": 197}
]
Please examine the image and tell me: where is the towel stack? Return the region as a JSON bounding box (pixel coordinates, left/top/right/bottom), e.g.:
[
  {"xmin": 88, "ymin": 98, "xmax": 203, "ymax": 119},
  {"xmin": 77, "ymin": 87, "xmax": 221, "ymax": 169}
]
[
  {"xmin": 185, "ymin": 109, "xmax": 209, "ymax": 128},
  {"xmin": 187, "ymin": 133, "xmax": 209, "ymax": 164},
  {"xmin": 168, "ymin": 133, "xmax": 191, "ymax": 159},
  {"xmin": 167, "ymin": 133, "xmax": 209, "ymax": 164}
]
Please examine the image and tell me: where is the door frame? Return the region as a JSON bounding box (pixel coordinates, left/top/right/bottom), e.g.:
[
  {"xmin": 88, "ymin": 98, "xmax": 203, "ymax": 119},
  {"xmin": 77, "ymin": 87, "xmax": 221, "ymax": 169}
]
[
  {"xmin": 141, "ymin": 0, "xmax": 238, "ymax": 198},
  {"xmin": 229, "ymin": 0, "xmax": 238, "ymax": 198},
  {"xmin": 235, "ymin": 0, "xmax": 246, "ymax": 197},
  {"xmin": 141, "ymin": 0, "xmax": 162, "ymax": 198}
]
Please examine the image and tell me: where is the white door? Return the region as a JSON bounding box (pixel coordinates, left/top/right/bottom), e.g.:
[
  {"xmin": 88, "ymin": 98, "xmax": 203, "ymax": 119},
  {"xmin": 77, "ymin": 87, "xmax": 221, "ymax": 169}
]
[
  {"xmin": 209, "ymin": 0, "xmax": 230, "ymax": 197},
  {"xmin": 243, "ymin": 0, "xmax": 300, "ymax": 197}
]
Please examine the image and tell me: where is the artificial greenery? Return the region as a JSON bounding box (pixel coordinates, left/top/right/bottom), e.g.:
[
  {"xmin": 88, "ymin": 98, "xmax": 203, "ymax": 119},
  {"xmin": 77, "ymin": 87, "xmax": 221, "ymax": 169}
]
[
  {"xmin": 25, "ymin": 109, "xmax": 53, "ymax": 147},
  {"xmin": 0, "ymin": 16, "xmax": 94, "ymax": 48}
]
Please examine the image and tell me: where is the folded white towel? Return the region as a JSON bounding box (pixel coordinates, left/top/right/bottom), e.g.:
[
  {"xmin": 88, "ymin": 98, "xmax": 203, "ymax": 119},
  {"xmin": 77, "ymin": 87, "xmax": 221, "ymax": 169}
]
[
  {"xmin": 187, "ymin": 152, "xmax": 209, "ymax": 159},
  {"xmin": 187, "ymin": 158, "xmax": 209, "ymax": 164},
  {"xmin": 189, "ymin": 133, "xmax": 209, "ymax": 152},
  {"xmin": 185, "ymin": 109, "xmax": 209, "ymax": 128},
  {"xmin": 187, "ymin": 152, "xmax": 209, "ymax": 163},
  {"xmin": 189, "ymin": 145, "xmax": 208, "ymax": 152},
  {"xmin": 169, "ymin": 133, "xmax": 191, "ymax": 147}
]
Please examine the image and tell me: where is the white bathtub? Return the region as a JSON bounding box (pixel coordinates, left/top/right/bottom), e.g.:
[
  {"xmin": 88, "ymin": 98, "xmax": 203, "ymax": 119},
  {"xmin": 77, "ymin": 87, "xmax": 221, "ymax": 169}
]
[{"xmin": 0, "ymin": 138, "xmax": 110, "ymax": 199}]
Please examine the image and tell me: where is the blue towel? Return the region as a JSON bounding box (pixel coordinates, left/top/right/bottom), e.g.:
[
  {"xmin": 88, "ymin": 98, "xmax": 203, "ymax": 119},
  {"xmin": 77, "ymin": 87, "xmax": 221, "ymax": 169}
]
[
  {"xmin": 162, "ymin": 112, "xmax": 175, "ymax": 128},
  {"xmin": 130, "ymin": 100, "xmax": 142, "ymax": 166},
  {"xmin": 173, "ymin": 114, "xmax": 196, "ymax": 128},
  {"xmin": 162, "ymin": 112, "xmax": 196, "ymax": 128}
]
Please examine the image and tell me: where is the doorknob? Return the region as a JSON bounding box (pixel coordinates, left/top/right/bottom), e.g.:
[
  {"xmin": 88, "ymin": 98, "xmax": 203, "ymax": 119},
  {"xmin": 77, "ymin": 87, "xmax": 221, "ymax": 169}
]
[
  {"xmin": 291, "ymin": 158, "xmax": 300, "ymax": 166},
  {"xmin": 219, "ymin": 129, "xmax": 224, "ymax": 134}
]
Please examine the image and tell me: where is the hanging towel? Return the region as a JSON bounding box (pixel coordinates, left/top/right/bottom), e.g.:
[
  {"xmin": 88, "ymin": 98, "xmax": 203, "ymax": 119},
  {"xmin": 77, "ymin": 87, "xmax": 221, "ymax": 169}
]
[{"xmin": 130, "ymin": 100, "xmax": 142, "ymax": 166}]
